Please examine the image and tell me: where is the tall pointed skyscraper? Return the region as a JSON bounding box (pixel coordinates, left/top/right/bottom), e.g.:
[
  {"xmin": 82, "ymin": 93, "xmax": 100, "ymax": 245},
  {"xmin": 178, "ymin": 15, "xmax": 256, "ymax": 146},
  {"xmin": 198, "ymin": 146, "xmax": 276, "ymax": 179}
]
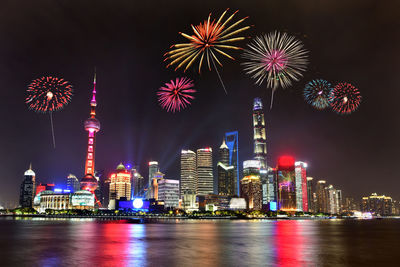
[
  {"xmin": 80, "ymin": 71, "xmax": 101, "ymax": 192},
  {"xmin": 253, "ymin": 98, "xmax": 267, "ymax": 169}
]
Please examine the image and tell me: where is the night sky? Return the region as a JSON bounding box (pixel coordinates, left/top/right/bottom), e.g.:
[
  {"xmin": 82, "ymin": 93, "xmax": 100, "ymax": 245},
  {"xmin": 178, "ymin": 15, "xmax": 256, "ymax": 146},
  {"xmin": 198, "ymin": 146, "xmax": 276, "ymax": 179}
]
[{"xmin": 0, "ymin": 0, "xmax": 399, "ymax": 207}]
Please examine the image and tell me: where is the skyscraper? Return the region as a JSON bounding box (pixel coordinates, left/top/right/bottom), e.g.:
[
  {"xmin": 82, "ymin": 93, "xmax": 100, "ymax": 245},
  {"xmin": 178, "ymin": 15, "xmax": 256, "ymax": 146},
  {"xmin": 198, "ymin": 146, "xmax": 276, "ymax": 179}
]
[
  {"xmin": 252, "ymin": 98, "xmax": 267, "ymax": 169},
  {"xmin": 180, "ymin": 150, "xmax": 197, "ymax": 196},
  {"xmin": 225, "ymin": 131, "xmax": 239, "ymax": 196},
  {"xmin": 362, "ymin": 193, "xmax": 393, "ymax": 216},
  {"xmin": 240, "ymin": 160, "xmax": 262, "ymax": 210},
  {"xmin": 217, "ymin": 139, "xmax": 235, "ymax": 196},
  {"xmin": 295, "ymin": 161, "xmax": 308, "ymax": 212},
  {"xmin": 147, "ymin": 161, "xmax": 159, "ymax": 198},
  {"xmin": 276, "ymin": 156, "xmax": 297, "ymax": 211},
  {"xmin": 19, "ymin": 164, "xmax": 36, "ymax": 208},
  {"xmin": 132, "ymin": 168, "xmax": 145, "ymax": 197},
  {"xmin": 196, "ymin": 148, "xmax": 213, "ymax": 196},
  {"xmin": 316, "ymin": 180, "xmax": 327, "ymax": 213},
  {"xmin": 108, "ymin": 163, "xmax": 131, "ymax": 208},
  {"xmin": 66, "ymin": 174, "xmax": 80, "ymax": 193},
  {"xmin": 80, "ymin": 72, "xmax": 100, "ymax": 192},
  {"xmin": 306, "ymin": 177, "xmax": 314, "ymax": 212}
]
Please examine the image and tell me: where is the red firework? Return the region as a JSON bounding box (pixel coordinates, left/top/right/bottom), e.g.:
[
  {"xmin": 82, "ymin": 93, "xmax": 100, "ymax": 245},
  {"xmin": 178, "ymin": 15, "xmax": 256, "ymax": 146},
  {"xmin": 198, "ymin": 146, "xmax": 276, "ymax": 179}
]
[
  {"xmin": 158, "ymin": 77, "xmax": 196, "ymax": 113},
  {"xmin": 26, "ymin": 76, "xmax": 73, "ymax": 113},
  {"xmin": 329, "ymin": 82, "xmax": 361, "ymax": 115}
]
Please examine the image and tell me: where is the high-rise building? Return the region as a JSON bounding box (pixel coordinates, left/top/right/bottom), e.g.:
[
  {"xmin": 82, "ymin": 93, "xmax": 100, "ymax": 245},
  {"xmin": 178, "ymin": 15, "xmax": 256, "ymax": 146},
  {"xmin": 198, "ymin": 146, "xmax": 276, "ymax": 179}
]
[
  {"xmin": 217, "ymin": 139, "xmax": 235, "ymax": 196},
  {"xmin": 252, "ymin": 98, "xmax": 267, "ymax": 169},
  {"xmin": 362, "ymin": 193, "xmax": 393, "ymax": 216},
  {"xmin": 196, "ymin": 148, "xmax": 213, "ymax": 196},
  {"xmin": 158, "ymin": 179, "xmax": 180, "ymax": 208},
  {"xmin": 218, "ymin": 139, "xmax": 229, "ymax": 165},
  {"xmin": 19, "ymin": 164, "xmax": 36, "ymax": 208},
  {"xmin": 66, "ymin": 174, "xmax": 80, "ymax": 193},
  {"xmin": 326, "ymin": 185, "xmax": 340, "ymax": 214},
  {"xmin": 262, "ymin": 167, "xmax": 277, "ymax": 207},
  {"xmin": 180, "ymin": 150, "xmax": 197, "ymax": 196},
  {"xmin": 109, "ymin": 163, "xmax": 131, "ymax": 208},
  {"xmin": 147, "ymin": 161, "xmax": 159, "ymax": 198},
  {"xmin": 151, "ymin": 171, "xmax": 164, "ymax": 200},
  {"xmin": 306, "ymin": 177, "xmax": 314, "ymax": 212},
  {"xmin": 295, "ymin": 161, "xmax": 308, "ymax": 212},
  {"xmin": 217, "ymin": 163, "xmax": 235, "ymax": 196},
  {"xmin": 316, "ymin": 180, "xmax": 327, "ymax": 213},
  {"xmin": 80, "ymin": 72, "xmax": 101, "ymax": 193},
  {"xmin": 276, "ymin": 156, "xmax": 296, "ymax": 211},
  {"xmin": 240, "ymin": 160, "xmax": 262, "ymax": 210},
  {"xmin": 132, "ymin": 168, "xmax": 145, "ymax": 197},
  {"xmin": 225, "ymin": 131, "xmax": 239, "ymax": 196}
]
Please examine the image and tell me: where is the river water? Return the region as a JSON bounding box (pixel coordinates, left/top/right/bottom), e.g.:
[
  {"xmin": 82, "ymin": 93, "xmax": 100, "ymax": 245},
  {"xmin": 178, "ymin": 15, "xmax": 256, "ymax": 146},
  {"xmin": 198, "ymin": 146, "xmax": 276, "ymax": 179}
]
[{"xmin": 0, "ymin": 217, "xmax": 398, "ymax": 266}]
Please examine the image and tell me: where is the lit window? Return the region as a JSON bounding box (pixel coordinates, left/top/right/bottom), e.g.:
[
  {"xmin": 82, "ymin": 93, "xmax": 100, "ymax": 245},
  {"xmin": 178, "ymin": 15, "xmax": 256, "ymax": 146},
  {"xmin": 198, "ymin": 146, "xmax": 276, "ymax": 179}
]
[
  {"xmin": 87, "ymin": 168, "xmax": 92, "ymax": 173},
  {"xmin": 89, "ymin": 132, "xmax": 94, "ymax": 138},
  {"xmin": 88, "ymin": 161, "xmax": 92, "ymax": 167},
  {"xmin": 89, "ymin": 138, "xmax": 94, "ymax": 144},
  {"xmin": 88, "ymin": 153, "xmax": 93, "ymax": 159},
  {"xmin": 88, "ymin": 146, "xmax": 93, "ymax": 152}
]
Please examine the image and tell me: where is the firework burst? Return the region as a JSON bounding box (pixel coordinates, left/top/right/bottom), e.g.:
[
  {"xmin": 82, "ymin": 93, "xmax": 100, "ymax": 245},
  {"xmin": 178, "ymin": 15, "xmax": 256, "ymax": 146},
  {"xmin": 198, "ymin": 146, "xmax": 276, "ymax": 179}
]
[
  {"xmin": 158, "ymin": 77, "xmax": 196, "ymax": 113},
  {"xmin": 329, "ymin": 82, "xmax": 361, "ymax": 115},
  {"xmin": 26, "ymin": 76, "xmax": 73, "ymax": 113},
  {"xmin": 242, "ymin": 31, "xmax": 308, "ymax": 108},
  {"xmin": 304, "ymin": 79, "xmax": 333, "ymax": 110},
  {"xmin": 26, "ymin": 76, "xmax": 73, "ymax": 148},
  {"xmin": 164, "ymin": 9, "xmax": 251, "ymax": 93}
]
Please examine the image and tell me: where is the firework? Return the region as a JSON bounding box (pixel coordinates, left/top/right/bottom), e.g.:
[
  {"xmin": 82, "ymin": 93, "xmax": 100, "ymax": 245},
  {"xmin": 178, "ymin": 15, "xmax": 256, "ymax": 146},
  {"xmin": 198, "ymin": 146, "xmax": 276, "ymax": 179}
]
[
  {"xmin": 304, "ymin": 79, "xmax": 333, "ymax": 110},
  {"xmin": 164, "ymin": 9, "xmax": 251, "ymax": 93},
  {"xmin": 158, "ymin": 77, "xmax": 196, "ymax": 113},
  {"xmin": 329, "ymin": 82, "xmax": 361, "ymax": 115},
  {"xmin": 26, "ymin": 76, "xmax": 73, "ymax": 113},
  {"xmin": 26, "ymin": 76, "xmax": 73, "ymax": 148},
  {"xmin": 242, "ymin": 31, "xmax": 308, "ymax": 108}
]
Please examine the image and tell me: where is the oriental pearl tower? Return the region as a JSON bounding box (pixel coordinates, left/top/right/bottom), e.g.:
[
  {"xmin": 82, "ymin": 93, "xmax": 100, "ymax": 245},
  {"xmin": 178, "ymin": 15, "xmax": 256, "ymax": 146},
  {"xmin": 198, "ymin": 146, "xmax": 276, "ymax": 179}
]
[{"xmin": 80, "ymin": 71, "xmax": 101, "ymax": 192}]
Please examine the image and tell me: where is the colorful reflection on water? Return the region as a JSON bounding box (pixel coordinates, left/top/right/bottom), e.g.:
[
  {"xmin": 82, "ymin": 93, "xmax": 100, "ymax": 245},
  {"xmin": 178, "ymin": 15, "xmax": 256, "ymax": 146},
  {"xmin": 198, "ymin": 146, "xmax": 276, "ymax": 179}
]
[{"xmin": 0, "ymin": 218, "xmax": 399, "ymax": 266}]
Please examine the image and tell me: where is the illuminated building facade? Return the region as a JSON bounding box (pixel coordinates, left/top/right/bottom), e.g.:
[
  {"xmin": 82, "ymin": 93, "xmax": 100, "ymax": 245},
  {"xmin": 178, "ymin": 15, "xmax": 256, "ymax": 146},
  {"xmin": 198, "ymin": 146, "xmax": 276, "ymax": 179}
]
[
  {"xmin": 182, "ymin": 190, "xmax": 198, "ymax": 211},
  {"xmin": 295, "ymin": 161, "xmax": 308, "ymax": 212},
  {"xmin": 132, "ymin": 168, "xmax": 145, "ymax": 197},
  {"xmin": 252, "ymin": 98, "xmax": 267, "ymax": 169},
  {"xmin": 362, "ymin": 193, "xmax": 392, "ymax": 216},
  {"xmin": 147, "ymin": 161, "xmax": 159, "ymax": 198},
  {"xmin": 80, "ymin": 72, "xmax": 100, "ymax": 192},
  {"xmin": 225, "ymin": 131, "xmax": 239, "ymax": 196},
  {"xmin": 180, "ymin": 150, "xmax": 197, "ymax": 196},
  {"xmin": 66, "ymin": 174, "xmax": 80, "ymax": 193},
  {"xmin": 196, "ymin": 148, "xmax": 213, "ymax": 196},
  {"xmin": 109, "ymin": 163, "xmax": 132, "ymax": 207},
  {"xmin": 217, "ymin": 139, "xmax": 235, "ymax": 196},
  {"xmin": 263, "ymin": 167, "xmax": 277, "ymax": 208},
  {"xmin": 276, "ymin": 156, "xmax": 297, "ymax": 211},
  {"xmin": 151, "ymin": 171, "xmax": 165, "ymax": 200},
  {"xmin": 240, "ymin": 160, "xmax": 262, "ymax": 210},
  {"xmin": 158, "ymin": 179, "xmax": 180, "ymax": 208},
  {"xmin": 217, "ymin": 163, "xmax": 235, "ymax": 196},
  {"xmin": 316, "ymin": 180, "xmax": 327, "ymax": 213},
  {"xmin": 37, "ymin": 190, "xmax": 95, "ymax": 213},
  {"xmin": 19, "ymin": 164, "xmax": 36, "ymax": 208},
  {"xmin": 306, "ymin": 177, "xmax": 314, "ymax": 212}
]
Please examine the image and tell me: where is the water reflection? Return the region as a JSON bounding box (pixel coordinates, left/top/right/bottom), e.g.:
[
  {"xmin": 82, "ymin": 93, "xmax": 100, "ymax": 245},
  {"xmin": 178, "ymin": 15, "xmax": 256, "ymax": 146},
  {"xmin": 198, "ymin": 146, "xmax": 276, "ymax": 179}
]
[{"xmin": 1, "ymin": 218, "xmax": 399, "ymax": 266}]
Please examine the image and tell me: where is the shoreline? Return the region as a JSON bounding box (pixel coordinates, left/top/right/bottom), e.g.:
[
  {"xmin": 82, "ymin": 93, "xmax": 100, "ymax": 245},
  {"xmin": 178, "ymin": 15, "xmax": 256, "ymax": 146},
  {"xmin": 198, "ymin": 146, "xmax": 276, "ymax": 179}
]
[{"xmin": 1, "ymin": 214, "xmax": 398, "ymax": 221}]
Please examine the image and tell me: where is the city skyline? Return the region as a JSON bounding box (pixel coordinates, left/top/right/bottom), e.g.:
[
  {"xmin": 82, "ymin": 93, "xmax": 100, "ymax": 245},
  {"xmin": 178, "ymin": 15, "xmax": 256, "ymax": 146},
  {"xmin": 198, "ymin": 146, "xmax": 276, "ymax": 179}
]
[{"xmin": 0, "ymin": 0, "xmax": 399, "ymax": 206}]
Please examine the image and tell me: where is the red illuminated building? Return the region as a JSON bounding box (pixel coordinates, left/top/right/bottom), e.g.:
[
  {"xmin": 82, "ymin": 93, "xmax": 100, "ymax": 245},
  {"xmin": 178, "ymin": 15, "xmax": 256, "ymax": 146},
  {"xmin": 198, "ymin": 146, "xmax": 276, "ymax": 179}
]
[
  {"xmin": 276, "ymin": 156, "xmax": 296, "ymax": 211},
  {"xmin": 80, "ymin": 72, "xmax": 101, "ymax": 192}
]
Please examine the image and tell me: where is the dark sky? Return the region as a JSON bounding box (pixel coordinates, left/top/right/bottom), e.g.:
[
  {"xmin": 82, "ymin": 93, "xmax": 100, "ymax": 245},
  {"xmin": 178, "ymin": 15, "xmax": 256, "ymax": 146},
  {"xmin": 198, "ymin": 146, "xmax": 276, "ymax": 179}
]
[{"xmin": 0, "ymin": 0, "xmax": 399, "ymax": 207}]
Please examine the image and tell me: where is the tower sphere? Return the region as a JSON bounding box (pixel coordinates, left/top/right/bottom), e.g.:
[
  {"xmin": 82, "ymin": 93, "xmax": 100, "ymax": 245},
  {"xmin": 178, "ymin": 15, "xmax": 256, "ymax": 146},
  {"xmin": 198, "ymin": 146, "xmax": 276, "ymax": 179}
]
[{"xmin": 84, "ymin": 117, "xmax": 100, "ymax": 132}]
